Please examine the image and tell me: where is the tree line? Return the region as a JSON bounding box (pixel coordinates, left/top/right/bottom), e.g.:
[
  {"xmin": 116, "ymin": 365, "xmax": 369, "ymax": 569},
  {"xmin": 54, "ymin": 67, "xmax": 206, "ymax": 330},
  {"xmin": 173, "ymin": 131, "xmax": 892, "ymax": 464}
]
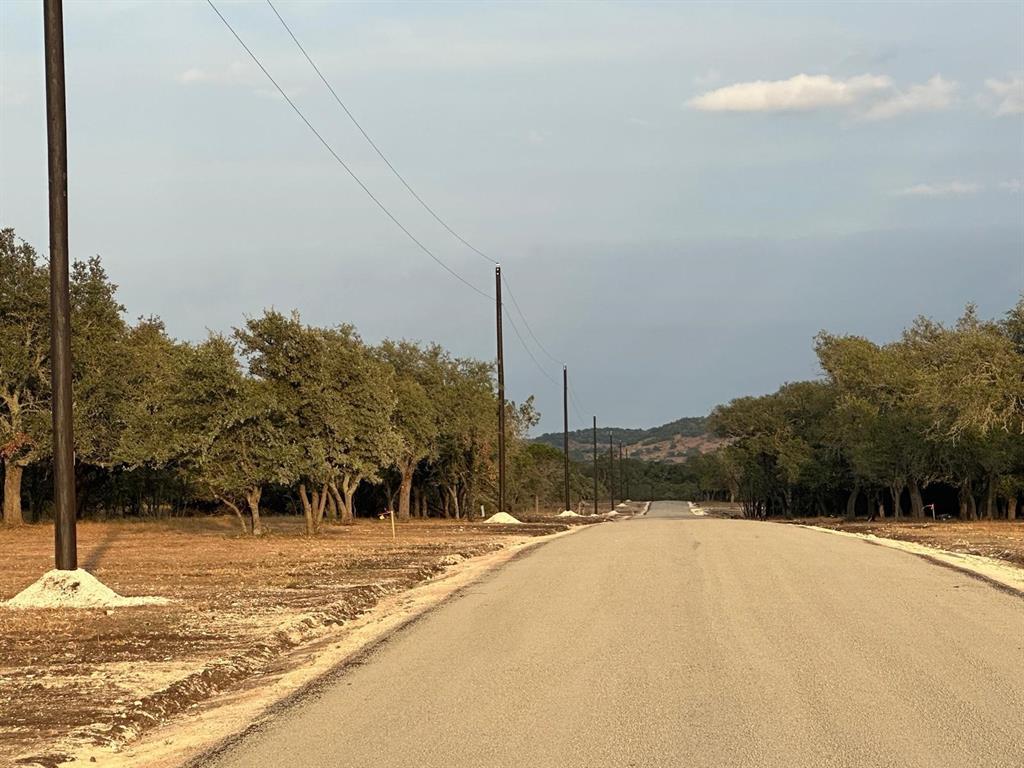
[
  {"xmin": 1, "ymin": 228, "xmax": 568, "ymax": 533},
  {"xmin": 700, "ymin": 300, "xmax": 1024, "ymax": 520}
]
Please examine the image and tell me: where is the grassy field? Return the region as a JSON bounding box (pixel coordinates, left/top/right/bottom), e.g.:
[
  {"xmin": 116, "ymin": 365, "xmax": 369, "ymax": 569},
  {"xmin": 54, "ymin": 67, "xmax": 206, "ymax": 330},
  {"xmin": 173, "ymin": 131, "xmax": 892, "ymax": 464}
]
[{"xmin": 0, "ymin": 514, "xmax": 592, "ymax": 766}]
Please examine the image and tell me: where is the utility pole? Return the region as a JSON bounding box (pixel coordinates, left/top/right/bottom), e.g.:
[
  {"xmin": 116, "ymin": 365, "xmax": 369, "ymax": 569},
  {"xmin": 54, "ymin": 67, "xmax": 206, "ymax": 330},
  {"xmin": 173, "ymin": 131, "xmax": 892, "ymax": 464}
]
[
  {"xmin": 45, "ymin": 0, "xmax": 77, "ymax": 571},
  {"xmin": 562, "ymin": 366, "xmax": 570, "ymax": 513},
  {"xmin": 618, "ymin": 448, "xmax": 626, "ymax": 501},
  {"xmin": 618, "ymin": 443, "xmax": 624, "ymax": 501},
  {"xmin": 495, "ymin": 266, "xmax": 505, "ymax": 515},
  {"xmin": 592, "ymin": 416, "xmax": 598, "ymax": 515},
  {"xmin": 608, "ymin": 434, "xmax": 615, "ymax": 511}
]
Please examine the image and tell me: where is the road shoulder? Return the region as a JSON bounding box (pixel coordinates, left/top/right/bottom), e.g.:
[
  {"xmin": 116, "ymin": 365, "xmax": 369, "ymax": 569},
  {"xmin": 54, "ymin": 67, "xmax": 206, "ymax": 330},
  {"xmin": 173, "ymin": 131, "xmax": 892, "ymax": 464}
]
[{"xmin": 797, "ymin": 523, "xmax": 1024, "ymax": 597}]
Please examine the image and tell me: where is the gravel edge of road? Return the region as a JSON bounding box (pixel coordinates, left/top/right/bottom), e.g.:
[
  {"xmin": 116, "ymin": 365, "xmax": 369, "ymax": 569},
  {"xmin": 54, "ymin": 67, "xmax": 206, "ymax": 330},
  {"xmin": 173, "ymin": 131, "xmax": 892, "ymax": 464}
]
[{"xmin": 796, "ymin": 524, "xmax": 1024, "ymax": 598}]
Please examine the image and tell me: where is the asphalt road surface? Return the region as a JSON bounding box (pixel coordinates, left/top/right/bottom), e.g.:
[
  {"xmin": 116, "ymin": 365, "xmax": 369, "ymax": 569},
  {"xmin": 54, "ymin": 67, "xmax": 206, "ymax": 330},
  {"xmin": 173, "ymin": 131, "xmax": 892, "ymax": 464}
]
[{"xmin": 206, "ymin": 501, "xmax": 1024, "ymax": 768}]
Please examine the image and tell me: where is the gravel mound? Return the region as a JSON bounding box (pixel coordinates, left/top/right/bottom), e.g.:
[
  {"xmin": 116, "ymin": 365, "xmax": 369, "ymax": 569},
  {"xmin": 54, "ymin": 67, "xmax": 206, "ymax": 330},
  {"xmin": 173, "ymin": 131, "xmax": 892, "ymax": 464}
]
[
  {"xmin": 483, "ymin": 512, "xmax": 522, "ymax": 525},
  {"xmin": 4, "ymin": 569, "xmax": 169, "ymax": 609}
]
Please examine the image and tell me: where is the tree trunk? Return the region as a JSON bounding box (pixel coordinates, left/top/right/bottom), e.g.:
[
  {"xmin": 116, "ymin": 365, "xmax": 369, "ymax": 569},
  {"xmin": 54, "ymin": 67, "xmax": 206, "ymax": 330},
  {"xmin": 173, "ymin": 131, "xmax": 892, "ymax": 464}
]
[
  {"xmin": 325, "ymin": 487, "xmax": 338, "ymax": 522},
  {"xmin": 845, "ymin": 486, "xmax": 860, "ymax": 521},
  {"xmin": 890, "ymin": 482, "xmax": 904, "ymax": 521},
  {"xmin": 983, "ymin": 475, "xmax": 996, "ymax": 520},
  {"xmin": 909, "ymin": 480, "xmax": 924, "ymax": 519},
  {"xmin": 958, "ymin": 482, "xmax": 975, "ymax": 520},
  {"xmin": 1008, "ymin": 495, "xmax": 1018, "ymax": 521},
  {"xmin": 299, "ymin": 483, "xmax": 316, "ymax": 535},
  {"xmin": 335, "ymin": 475, "xmax": 359, "ymax": 524},
  {"xmin": 2, "ymin": 460, "xmax": 25, "ymax": 525},
  {"xmin": 221, "ymin": 497, "xmax": 248, "ymax": 535},
  {"xmin": 447, "ymin": 485, "xmax": 460, "ymax": 520},
  {"xmin": 246, "ymin": 487, "xmax": 263, "ymax": 536},
  {"xmin": 397, "ymin": 459, "xmax": 414, "ymax": 521}
]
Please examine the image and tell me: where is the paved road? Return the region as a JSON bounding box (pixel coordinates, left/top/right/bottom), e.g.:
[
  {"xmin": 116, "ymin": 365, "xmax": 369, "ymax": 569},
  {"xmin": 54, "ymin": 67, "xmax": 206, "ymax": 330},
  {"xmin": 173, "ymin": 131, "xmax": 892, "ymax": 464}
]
[{"xmin": 206, "ymin": 501, "xmax": 1024, "ymax": 767}]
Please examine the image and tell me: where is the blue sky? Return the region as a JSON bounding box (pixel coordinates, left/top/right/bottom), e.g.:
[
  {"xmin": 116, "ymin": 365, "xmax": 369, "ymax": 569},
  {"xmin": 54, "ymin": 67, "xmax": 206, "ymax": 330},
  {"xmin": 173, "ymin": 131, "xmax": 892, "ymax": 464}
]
[{"xmin": 2, "ymin": 1, "xmax": 1022, "ymax": 432}]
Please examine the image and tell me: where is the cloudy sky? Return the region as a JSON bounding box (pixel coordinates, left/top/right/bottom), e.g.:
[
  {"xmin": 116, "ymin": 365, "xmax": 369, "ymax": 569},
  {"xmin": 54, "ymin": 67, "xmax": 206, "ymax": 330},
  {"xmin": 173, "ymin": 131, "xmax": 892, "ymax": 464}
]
[{"xmin": 2, "ymin": 1, "xmax": 1022, "ymax": 433}]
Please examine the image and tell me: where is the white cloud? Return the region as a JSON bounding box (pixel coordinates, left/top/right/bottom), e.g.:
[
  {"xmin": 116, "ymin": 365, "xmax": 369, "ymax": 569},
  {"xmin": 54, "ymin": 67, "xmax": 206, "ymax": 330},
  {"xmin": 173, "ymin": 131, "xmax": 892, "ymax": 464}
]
[
  {"xmin": 689, "ymin": 73, "xmax": 956, "ymax": 120},
  {"xmin": 688, "ymin": 73, "xmax": 891, "ymax": 112},
  {"xmin": 177, "ymin": 61, "xmax": 256, "ymax": 87},
  {"xmin": 999, "ymin": 179, "xmax": 1022, "ymax": 193},
  {"xmin": 891, "ymin": 181, "xmax": 981, "ymax": 198},
  {"xmin": 860, "ymin": 75, "xmax": 956, "ymax": 121},
  {"xmin": 984, "ymin": 76, "xmax": 1024, "ymax": 116}
]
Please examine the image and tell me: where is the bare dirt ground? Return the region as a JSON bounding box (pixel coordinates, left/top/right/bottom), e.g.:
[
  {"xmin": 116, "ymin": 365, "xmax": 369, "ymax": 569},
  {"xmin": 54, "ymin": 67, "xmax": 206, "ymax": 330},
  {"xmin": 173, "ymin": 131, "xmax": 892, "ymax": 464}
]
[
  {"xmin": 788, "ymin": 517, "xmax": 1024, "ymax": 569},
  {"xmin": 0, "ymin": 514, "xmax": 591, "ymax": 767},
  {"xmin": 695, "ymin": 502, "xmax": 1024, "ymax": 571}
]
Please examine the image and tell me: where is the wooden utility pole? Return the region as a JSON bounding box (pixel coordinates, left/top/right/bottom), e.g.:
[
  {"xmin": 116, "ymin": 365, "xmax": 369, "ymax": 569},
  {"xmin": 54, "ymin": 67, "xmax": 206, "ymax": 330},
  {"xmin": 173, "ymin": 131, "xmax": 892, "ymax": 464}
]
[
  {"xmin": 495, "ymin": 266, "xmax": 505, "ymax": 515},
  {"xmin": 44, "ymin": 0, "xmax": 77, "ymax": 571},
  {"xmin": 592, "ymin": 416, "xmax": 598, "ymax": 514},
  {"xmin": 562, "ymin": 366, "xmax": 570, "ymax": 512},
  {"xmin": 618, "ymin": 443, "xmax": 624, "ymax": 501},
  {"xmin": 608, "ymin": 434, "xmax": 615, "ymax": 511},
  {"xmin": 618, "ymin": 448, "xmax": 626, "ymax": 501}
]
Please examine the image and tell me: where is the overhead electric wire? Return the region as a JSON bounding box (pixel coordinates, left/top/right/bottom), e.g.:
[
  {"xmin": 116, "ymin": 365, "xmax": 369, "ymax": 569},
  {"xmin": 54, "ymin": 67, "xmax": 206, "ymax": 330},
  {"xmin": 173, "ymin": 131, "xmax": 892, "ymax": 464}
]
[
  {"xmin": 266, "ymin": 0, "xmax": 496, "ymax": 267},
  {"xmin": 503, "ymin": 306, "xmax": 559, "ymax": 386},
  {"xmin": 568, "ymin": 381, "xmax": 588, "ymax": 426},
  {"xmin": 215, "ymin": 0, "xmax": 594, "ymax": 424},
  {"xmin": 206, "ymin": 0, "xmax": 492, "ymax": 301},
  {"xmin": 501, "ymin": 273, "xmax": 566, "ymax": 368},
  {"xmin": 265, "ymin": 0, "xmax": 582, "ymax": 393}
]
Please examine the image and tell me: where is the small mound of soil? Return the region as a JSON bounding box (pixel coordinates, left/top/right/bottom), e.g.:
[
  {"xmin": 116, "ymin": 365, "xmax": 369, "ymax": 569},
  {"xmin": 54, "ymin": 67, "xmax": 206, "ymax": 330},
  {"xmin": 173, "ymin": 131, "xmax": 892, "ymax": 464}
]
[
  {"xmin": 483, "ymin": 512, "xmax": 522, "ymax": 525},
  {"xmin": 4, "ymin": 569, "xmax": 169, "ymax": 610}
]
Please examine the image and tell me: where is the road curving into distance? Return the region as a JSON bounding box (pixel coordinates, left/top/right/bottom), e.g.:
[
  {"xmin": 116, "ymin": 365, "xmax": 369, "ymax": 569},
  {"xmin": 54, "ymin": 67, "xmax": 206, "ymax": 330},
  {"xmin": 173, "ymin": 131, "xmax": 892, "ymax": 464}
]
[{"xmin": 204, "ymin": 500, "xmax": 1024, "ymax": 768}]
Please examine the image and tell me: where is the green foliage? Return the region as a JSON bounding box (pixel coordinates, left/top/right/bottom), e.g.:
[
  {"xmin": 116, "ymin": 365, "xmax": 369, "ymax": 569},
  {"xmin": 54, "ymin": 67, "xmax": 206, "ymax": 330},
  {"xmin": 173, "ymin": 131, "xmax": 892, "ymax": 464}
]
[
  {"xmin": 0, "ymin": 229, "xmax": 524, "ymax": 530},
  {"xmin": 711, "ymin": 298, "xmax": 1024, "ymax": 520}
]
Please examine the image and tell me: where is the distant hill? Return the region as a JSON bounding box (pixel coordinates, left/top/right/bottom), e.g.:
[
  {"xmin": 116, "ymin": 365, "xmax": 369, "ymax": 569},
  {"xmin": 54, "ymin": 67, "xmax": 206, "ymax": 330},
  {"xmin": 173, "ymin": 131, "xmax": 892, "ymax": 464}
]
[{"xmin": 534, "ymin": 416, "xmax": 726, "ymax": 464}]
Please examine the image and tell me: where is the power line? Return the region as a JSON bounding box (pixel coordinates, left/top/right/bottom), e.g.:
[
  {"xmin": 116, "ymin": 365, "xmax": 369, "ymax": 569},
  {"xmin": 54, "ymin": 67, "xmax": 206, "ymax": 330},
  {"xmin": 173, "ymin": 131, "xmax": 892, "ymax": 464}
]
[
  {"xmin": 502, "ymin": 305, "xmax": 558, "ymax": 386},
  {"xmin": 501, "ymin": 273, "xmax": 565, "ymax": 368},
  {"xmin": 262, "ymin": 0, "xmax": 591, "ymax": 411},
  {"xmin": 266, "ymin": 0, "xmax": 496, "ymax": 267},
  {"xmin": 568, "ymin": 380, "xmax": 587, "ymax": 426},
  {"xmin": 206, "ymin": 0, "xmax": 492, "ymax": 301}
]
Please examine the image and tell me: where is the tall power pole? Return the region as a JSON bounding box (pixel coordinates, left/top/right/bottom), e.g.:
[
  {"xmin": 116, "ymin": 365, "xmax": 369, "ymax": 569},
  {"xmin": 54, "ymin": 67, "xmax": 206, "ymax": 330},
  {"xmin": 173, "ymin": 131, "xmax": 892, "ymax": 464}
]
[
  {"xmin": 495, "ymin": 266, "xmax": 505, "ymax": 515},
  {"xmin": 608, "ymin": 434, "xmax": 615, "ymax": 511},
  {"xmin": 44, "ymin": 0, "xmax": 77, "ymax": 571},
  {"xmin": 562, "ymin": 366, "xmax": 570, "ymax": 512},
  {"xmin": 592, "ymin": 416, "xmax": 598, "ymax": 514}
]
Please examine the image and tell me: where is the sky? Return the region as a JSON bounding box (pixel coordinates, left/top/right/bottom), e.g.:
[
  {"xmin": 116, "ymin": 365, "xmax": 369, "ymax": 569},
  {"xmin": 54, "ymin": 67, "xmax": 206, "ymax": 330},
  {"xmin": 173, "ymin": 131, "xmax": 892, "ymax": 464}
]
[{"xmin": 1, "ymin": 0, "xmax": 1022, "ymax": 434}]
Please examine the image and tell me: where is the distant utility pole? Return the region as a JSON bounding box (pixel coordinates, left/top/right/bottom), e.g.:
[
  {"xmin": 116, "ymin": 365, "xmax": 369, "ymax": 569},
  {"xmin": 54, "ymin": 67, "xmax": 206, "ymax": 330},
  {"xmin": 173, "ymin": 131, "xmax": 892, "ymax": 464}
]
[
  {"xmin": 608, "ymin": 434, "xmax": 615, "ymax": 511},
  {"xmin": 562, "ymin": 366, "xmax": 570, "ymax": 513},
  {"xmin": 592, "ymin": 416, "xmax": 598, "ymax": 515},
  {"xmin": 618, "ymin": 448, "xmax": 626, "ymax": 501},
  {"xmin": 618, "ymin": 443, "xmax": 624, "ymax": 501},
  {"xmin": 44, "ymin": 0, "xmax": 77, "ymax": 571},
  {"xmin": 495, "ymin": 265, "xmax": 505, "ymax": 515}
]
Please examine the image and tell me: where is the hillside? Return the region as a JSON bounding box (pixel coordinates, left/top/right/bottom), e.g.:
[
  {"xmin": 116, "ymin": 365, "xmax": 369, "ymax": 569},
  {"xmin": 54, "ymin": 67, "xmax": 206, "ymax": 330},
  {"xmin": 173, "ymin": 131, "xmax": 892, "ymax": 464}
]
[{"xmin": 534, "ymin": 416, "xmax": 727, "ymax": 464}]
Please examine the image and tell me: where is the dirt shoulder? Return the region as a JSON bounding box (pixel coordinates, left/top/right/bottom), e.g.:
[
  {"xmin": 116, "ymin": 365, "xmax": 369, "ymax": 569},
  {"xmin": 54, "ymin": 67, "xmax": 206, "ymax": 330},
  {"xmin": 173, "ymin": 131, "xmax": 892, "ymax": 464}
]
[
  {"xmin": 785, "ymin": 518, "xmax": 1024, "ymax": 569},
  {"xmin": 782, "ymin": 518, "xmax": 1024, "ymax": 596},
  {"xmin": 0, "ymin": 514, "xmax": 594, "ymax": 767}
]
